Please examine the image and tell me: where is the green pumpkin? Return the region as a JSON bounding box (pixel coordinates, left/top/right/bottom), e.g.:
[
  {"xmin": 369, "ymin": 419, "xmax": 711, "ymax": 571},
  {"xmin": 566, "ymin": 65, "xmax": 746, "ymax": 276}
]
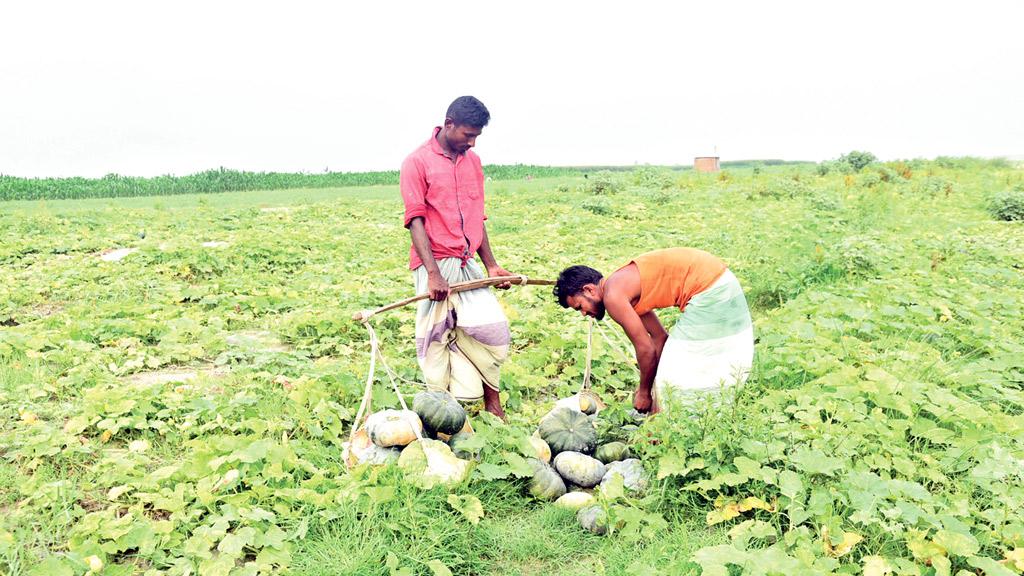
[
  {"xmin": 553, "ymin": 451, "xmax": 606, "ymax": 488},
  {"xmin": 594, "ymin": 442, "xmax": 631, "ymax": 464},
  {"xmin": 527, "ymin": 458, "xmax": 566, "ymax": 501},
  {"xmin": 413, "ymin": 390, "xmax": 467, "ymax": 436},
  {"xmin": 447, "ymin": 431, "xmax": 479, "ymax": 460},
  {"xmin": 601, "ymin": 458, "xmax": 648, "ymax": 493},
  {"xmin": 577, "ymin": 505, "xmax": 608, "ymax": 535},
  {"xmin": 538, "ymin": 408, "xmax": 597, "ymax": 455}
]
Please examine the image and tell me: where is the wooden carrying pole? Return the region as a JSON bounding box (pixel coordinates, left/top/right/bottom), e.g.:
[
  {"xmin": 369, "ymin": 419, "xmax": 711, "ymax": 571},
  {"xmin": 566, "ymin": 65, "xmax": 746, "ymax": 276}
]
[{"xmin": 352, "ymin": 275, "xmax": 554, "ymax": 322}]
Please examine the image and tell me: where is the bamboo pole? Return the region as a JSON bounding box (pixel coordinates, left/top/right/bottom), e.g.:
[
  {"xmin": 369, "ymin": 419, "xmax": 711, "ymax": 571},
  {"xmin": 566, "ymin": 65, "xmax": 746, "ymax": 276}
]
[{"xmin": 352, "ymin": 276, "xmax": 554, "ymax": 322}]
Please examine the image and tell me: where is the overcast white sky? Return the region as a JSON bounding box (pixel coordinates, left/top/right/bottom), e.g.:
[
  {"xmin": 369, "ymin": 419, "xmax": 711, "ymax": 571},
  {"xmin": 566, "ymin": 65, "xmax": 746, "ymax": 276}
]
[{"xmin": 1, "ymin": 1, "xmax": 1022, "ymax": 178}]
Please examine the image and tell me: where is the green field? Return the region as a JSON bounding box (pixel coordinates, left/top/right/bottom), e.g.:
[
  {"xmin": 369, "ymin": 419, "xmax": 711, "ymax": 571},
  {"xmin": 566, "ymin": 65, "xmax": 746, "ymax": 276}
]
[{"xmin": 1, "ymin": 160, "xmax": 1023, "ymax": 575}]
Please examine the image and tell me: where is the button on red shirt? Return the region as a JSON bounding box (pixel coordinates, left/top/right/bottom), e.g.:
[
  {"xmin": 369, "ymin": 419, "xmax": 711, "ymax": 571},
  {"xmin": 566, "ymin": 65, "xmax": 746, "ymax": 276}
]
[{"xmin": 400, "ymin": 127, "xmax": 487, "ymax": 270}]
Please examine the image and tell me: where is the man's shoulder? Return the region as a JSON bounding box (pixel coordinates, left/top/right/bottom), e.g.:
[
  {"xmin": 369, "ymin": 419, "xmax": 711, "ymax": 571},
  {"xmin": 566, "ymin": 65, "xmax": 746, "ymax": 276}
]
[
  {"xmin": 402, "ymin": 140, "xmax": 433, "ymax": 171},
  {"xmin": 405, "ymin": 138, "xmax": 433, "ymax": 160}
]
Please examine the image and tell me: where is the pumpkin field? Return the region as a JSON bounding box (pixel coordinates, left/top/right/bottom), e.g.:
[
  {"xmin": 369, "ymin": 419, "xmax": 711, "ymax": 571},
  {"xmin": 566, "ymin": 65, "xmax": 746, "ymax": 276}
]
[{"xmin": 1, "ymin": 158, "xmax": 1023, "ymax": 575}]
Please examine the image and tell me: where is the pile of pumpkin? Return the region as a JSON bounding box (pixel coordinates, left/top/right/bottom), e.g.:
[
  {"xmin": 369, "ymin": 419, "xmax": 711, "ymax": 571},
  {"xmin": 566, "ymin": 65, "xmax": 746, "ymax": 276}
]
[
  {"xmin": 343, "ymin": 389, "xmax": 647, "ymax": 533},
  {"xmin": 343, "ymin": 390, "xmax": 476, "ymax": 488},
  {"xmin": 527, "ymin": 392, "xmax": 648, "ymax": 534}
]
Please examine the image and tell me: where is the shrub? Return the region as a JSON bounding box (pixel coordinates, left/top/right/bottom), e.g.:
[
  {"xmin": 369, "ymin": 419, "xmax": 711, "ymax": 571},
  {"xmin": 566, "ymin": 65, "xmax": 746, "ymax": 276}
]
[
  {"xmin": 875, "ymin": 166, "xmax": 897, "ymax": 182},
  {"xmin": 631, "ymin": 166, "xmax": 675, "ymax": 190},
  {"xmin": 836, "ymin": 235, "xmax": 887, "ymax": 277},
  {"xmin": 809, "ymin": 191, "xmax": 842, "ymax": 212},
  {"xmin": 887, "ymin": 162, "xmax": 913, "ymax": 179},
  {"xmin": 751, "ymin": 177, "xmax": 810, "ymax": 199},
  {"xmin": 987, "ymin": 190, "xmax": 1024, "ymax": 221},
  {"xmin": 585, "ymin": 171, "xmax": 622, "ymax": 195},
  {"xmin": 580, "ymin": 197, "xmax": 614, "ymax": 216},
  {"xmin": 816, "ymin": 159, "xmax": 853, "ymax": 176},
  {"xmin": 918, "ymin": 176, "xmax": 955, "ymax": 196},
  {"xmin": 837, "ymin": 151, "xmax": 877, "ymax": 171},
  {"xmin": 858, "ymin": 172, "xmax": 883, "ymax": 188}
]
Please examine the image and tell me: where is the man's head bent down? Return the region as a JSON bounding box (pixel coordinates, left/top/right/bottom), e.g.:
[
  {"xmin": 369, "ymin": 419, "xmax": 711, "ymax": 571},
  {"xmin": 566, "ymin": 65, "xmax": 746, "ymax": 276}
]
[
  {"xmin": 440, "ymin": 96, "xmax": 490, "ymax": 155},
  {"xmin": 554, "ymin": 265, "xmax": 606, "ymax": 320}
]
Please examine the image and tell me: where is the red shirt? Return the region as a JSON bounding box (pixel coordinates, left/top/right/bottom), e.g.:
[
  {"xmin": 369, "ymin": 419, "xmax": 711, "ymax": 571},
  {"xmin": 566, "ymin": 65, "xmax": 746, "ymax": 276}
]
[{"xmin": 400, "ymin": 127, "xmax": 487, "ymax": 270}]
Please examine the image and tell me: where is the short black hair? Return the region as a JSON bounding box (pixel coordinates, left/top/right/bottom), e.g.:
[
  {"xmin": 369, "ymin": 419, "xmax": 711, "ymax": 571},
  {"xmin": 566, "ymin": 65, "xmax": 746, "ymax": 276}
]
[
  {"xmin": 553, "ymin": 265, "xmax": 603, "ymax": 308},
  {"xmin": 446, "ymin": 96, "xmax": 490, "ymax": 128}
]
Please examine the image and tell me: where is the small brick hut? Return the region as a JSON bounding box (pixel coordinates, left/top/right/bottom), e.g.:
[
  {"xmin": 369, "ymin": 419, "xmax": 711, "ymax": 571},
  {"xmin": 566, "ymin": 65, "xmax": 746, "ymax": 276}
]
[{"xmin": 694, "ymin": 156, "xmax": 720, "ymax": 173}]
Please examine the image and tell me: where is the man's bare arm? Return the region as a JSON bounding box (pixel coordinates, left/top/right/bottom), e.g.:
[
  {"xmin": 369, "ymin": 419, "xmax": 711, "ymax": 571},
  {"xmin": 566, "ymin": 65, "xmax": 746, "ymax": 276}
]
[
  {"xmin": 408, "ymin": 217, "xmax": 448, "ymax": 300},
  {"xmin": 640, "ymin": 311, "xmax": 668, "ymax": 357},
  {"xmin": 477, "ymin": 225, "xmax": 513, "ymax": 289},
  {"xmin": 605, "ymin": 296, "xmax": 658, "ymax": 412}
]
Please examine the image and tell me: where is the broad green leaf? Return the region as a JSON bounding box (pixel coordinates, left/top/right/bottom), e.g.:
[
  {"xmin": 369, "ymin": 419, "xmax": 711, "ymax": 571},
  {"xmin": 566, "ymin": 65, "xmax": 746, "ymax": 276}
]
[
  {"xmin": 474, "ymin": 462, "xmax": 511, "ymax": 481},
  {"xmin": 502, "ymin": 451, "xmax": 534, "ymax": 478},
  {"xmin": 966, "ymin": 556, "xmax": 1016, "ymax": 576},
  {"xmin": 447, "ymin": 494, "xmax": 484, "ymax": 524},
  {"xmin": 28, "ymin": 557, "xmax": 74, "ymax": 576},
  {"xmin": 933, "ymin": 530, "xmax": 980, "ymax": 557},
  {"xmin": 426, "ymin": 559, "xmax": 453, "ymax": 576},
  {"xmin": 778, "ymin": 470, "xmax": 803, "ymax": 500},
  {"xmin": 788, "ymin": 447, "xmax": 844, "ymax": 477},
  {"xmin": 863, "ymin": 556, "xmax": 893, "ymax": 576}
]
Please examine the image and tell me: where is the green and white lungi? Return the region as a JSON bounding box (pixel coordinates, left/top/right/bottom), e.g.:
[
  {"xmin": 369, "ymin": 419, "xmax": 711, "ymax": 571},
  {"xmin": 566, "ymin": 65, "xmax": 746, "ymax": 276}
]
[
  {"xmin": 653, "ymin": 269, "xmax": 754, "ymax": 408},
  {"xmin": 413, "ymin": 258, "xmax": 510, "ymax": 402}
]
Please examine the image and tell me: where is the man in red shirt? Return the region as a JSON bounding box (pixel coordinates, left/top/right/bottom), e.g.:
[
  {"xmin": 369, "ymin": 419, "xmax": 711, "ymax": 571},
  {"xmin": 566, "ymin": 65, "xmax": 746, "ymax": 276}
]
[{"xmin": 400, "ymin": 96, "xmax": 515, "ymax": 419}]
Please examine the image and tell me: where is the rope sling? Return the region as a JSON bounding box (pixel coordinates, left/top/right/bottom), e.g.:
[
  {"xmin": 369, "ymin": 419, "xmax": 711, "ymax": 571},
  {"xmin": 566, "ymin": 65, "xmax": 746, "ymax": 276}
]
[{"xmin": 346, "ymin": 275, "xmax": 640, "ymax": 464}]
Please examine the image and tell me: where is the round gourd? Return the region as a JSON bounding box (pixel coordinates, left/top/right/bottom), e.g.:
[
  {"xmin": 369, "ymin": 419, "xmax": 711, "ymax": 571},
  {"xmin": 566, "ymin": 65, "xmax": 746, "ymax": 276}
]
[
  {"xmin": 529, "ymin": 435, "xmax": 552, "ymax": 463},
  {"xmin": 398, "ymin": 439, "xmax": 470, "ymax": 489},
  {"xmin": 553, "ymin": 451, "xmax": 606, "ymax": 488},
  {"xmin": 527, "ymin": 458, "xmax": 566, "ymax": 501},
  {"xmin": 413, "ymin": 390, "xmax": 467, "ymax": 436},
  {"xmin": 577, "ymin": 505, "xmax": 608, "ymax": 535},
  {"xmin": 601, "ymin": 458, "xmax": 647, "ymax": 493},
  {"xmin": 578, "ymin": 390, "xmax": 601, "ymax": 415},
  {"xmin": 594, "ymin": 442, "xmax": 631, "ymax": 464},
  {"xmin": 343, "ymin": 428, "xmax": 401, "ymax": 467},
  {"xmin": 447, "ymin": 431, "xmax": 479, "ymax": 460},
  {"xmin": 365, "ymin": 409, "xmax": 423, "ymax": 448},
  {"xmin": 538, "ymin": 408, "xmax": 597, "ymax": 455},
  {"xmin": 554, "ymin": 491, "xmax": 595, "ymax": 510}
]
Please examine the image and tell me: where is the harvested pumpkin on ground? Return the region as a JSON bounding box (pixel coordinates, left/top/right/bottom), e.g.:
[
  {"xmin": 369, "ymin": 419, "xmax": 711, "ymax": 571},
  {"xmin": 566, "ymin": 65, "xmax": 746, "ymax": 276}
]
[
  {"xmin": 528, "ymin": 435, "xmax": 552, "ymax": 463},
  {"xmin": 538, "ymin": 407, "xmax": 597, "ymax": 455},
  {"xmin": 553, "ymin": 451, "xmax": 606, "ymax": 488},
  {"xmin": 527, "ymin": 457, "xmax": 567, "ymax": 501},
  {"xmin": 594, "ymin": 441, "xmax": 631, "ymax": 464},
  {"xmin": 343, "ymin": 428, "xmax": 401, "ymax": 467},
  {"xmin": 577, "ymin": 505, "xmax": 609, "ymax": 535},
  {"xmin": 365, "ymin": 409, "xmax": 423, "ymax": 448},
  {"xmin": 447, "ymin": 431, "xmax": 479, "ymax": 460},
  {"xmin": 601, "ymin": 458, "xmax": 648, "ymax": 493},
  {"xmin": 553, "ymin": 390, "xmax": 606, "ymax": 415},
  {"xmin": 398, "ymin": 438, "xmax": 471, "ymax": 489},
  {"xmin": 554, "ymin": 491, "xmax": 595, "ymax": 510},
  {"xmin": 413, "ymin": 390, "xmax": 467, "ymax": 436}
]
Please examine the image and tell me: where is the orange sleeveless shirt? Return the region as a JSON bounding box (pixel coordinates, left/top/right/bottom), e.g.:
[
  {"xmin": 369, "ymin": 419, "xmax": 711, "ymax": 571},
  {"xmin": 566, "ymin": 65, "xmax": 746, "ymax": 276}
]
[{"xmin": 629, "ymin": 248, "xmax": 727, "ymax": 315}]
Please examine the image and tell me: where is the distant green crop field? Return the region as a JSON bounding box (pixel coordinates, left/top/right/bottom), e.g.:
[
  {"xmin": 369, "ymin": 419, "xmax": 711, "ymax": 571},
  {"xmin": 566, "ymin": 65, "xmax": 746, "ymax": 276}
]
[
  {"xmin": 0, "ymin": 165, "xmax": 583, "ymax": 202},
  {"xmin": 1, "ymin": 160, "xmax": 1022, "ymax": 575}
]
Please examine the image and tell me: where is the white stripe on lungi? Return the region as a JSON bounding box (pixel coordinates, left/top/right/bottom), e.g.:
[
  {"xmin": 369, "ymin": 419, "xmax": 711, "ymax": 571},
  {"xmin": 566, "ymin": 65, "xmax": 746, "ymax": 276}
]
[
  {"xmin": 413, "ymin": 258, "xmax": 510, "ymax": 401},
  {"xmin": 654, "ymin": 269, "xmax": 754, "ymax": 410}
]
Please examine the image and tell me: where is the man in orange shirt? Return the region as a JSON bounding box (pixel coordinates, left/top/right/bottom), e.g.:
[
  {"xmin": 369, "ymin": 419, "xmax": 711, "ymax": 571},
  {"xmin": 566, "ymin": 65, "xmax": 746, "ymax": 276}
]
[{"xmin": 553, "ymin": 248, "xmax": 753, "ymax": 413}]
